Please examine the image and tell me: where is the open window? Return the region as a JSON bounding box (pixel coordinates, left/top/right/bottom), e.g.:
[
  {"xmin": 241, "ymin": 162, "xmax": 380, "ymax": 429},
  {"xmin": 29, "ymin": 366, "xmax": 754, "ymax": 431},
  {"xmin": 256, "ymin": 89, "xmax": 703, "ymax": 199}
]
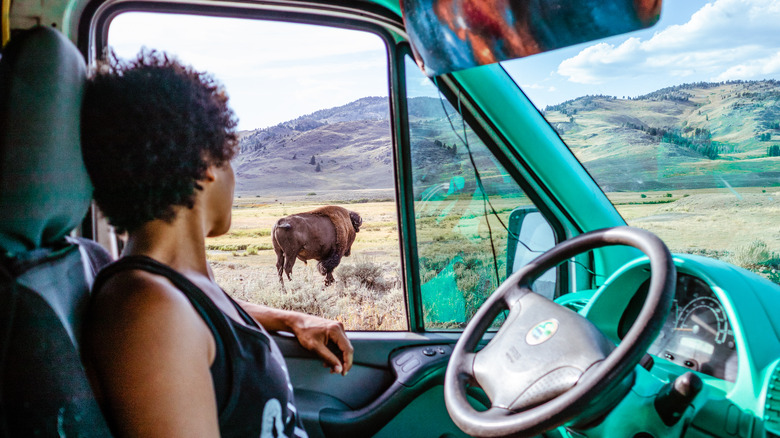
[{"xmin": 105, "ymin": 12, "xmax": 406, "ymax": 330}]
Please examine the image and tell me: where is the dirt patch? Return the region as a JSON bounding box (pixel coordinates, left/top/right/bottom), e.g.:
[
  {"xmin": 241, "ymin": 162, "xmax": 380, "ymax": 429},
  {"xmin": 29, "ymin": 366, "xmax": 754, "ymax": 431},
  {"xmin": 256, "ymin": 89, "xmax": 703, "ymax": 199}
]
[{"xmin": 661, "ymin": 192, "xmax": 779, "ymax": 212}]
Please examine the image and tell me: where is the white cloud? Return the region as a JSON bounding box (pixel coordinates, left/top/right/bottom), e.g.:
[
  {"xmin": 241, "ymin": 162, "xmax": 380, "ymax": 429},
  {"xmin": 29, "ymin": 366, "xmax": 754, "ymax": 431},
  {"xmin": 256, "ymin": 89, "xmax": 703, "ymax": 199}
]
[
  {"xmin": 557, "ymin": 0, "xmax": 780, "ymax": 84},
  {"xmin": 716, "ymin": 50, "xmax": 780, "ymax": 80},
  {"xmin": 107, "ymin": 12, "xmax": 389, "ymax": 130}
]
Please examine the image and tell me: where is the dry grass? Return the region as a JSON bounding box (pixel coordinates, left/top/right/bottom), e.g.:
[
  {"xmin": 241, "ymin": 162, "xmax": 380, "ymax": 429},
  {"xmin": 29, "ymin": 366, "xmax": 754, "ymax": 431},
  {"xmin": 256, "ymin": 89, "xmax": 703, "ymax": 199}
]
[
  {"xmin": 209, "ymin": 187, "xmax": 779, "ymax": 332},
  {"xmin": 213, "ymin": 257, "xmax": 406, "ymax": 331},
  {"xmin": 613, "ymin": 187, "xmax": 779, "ymax": 254},
  {"xmin": 208, "ymin": 199, "xmax": 401, "ymax": 267},
  {"xmin": 611, "ymin": 187, "xmax": 780, "ymax": 283},
  {"xmin": 208, "ymin": 198, "xmax": 405, "ymax": 330}
]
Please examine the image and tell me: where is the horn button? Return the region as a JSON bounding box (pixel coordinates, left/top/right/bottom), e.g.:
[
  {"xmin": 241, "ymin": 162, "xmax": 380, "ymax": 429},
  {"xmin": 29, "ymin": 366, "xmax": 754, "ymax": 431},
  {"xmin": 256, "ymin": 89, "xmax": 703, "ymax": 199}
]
[{"xmin": 473, "ymin": 292, "xmax": 614, "ymax": 411}]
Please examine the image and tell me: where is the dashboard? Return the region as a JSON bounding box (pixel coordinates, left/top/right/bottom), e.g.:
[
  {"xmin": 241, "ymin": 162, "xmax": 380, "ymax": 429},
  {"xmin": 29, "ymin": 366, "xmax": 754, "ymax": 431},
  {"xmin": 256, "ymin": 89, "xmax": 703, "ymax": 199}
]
[
  {"xmin": 569, "ymin": 253, "xmax": 780, "ymax": 435},
  {"xmin": 617, "ymin": 273, "xmax": 738, "ymax": 382}
]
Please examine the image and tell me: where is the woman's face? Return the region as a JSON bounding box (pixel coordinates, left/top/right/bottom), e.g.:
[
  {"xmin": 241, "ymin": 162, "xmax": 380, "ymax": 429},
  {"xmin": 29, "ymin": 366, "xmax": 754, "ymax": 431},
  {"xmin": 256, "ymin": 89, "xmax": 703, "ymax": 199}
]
[{"xmin": 206, "ymin": 161, "xmax": 235, "ymax": 237}]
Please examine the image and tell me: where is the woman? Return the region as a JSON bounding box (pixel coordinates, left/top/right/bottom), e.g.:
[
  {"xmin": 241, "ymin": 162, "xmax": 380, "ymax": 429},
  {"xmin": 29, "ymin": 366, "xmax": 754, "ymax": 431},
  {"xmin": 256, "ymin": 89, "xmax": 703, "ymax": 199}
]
[{"xmin": 81, "ymin": 51, "xmax": 352, "ymax": 437}]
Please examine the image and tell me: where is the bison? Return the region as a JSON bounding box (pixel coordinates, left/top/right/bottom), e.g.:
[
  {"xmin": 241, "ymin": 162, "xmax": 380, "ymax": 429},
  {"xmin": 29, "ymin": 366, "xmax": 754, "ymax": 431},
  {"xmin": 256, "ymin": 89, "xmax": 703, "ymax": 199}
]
[{"xmin": 272, "ymin": 205, "xmax": 362, "ymax": 286}]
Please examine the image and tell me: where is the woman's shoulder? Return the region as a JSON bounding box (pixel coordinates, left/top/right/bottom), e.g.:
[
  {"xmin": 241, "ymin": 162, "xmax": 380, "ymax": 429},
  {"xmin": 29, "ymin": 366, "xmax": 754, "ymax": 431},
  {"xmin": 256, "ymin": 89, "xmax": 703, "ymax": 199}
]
[
  {"xmin": 87, "ymin": 265, "xmax": 213, "ymax": 353},
  {"xmin": 92, "ymin": 266, "xmax": 188, "ymax": 313},
  {"xmin": 85, "ymin": 265, "xmax": 221, "ymax": 436}
]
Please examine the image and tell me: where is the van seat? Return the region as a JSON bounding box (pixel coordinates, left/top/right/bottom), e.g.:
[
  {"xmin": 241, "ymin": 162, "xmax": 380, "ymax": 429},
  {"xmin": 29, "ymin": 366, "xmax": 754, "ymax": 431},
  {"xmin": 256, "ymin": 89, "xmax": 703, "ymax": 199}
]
[{"xmin": 0, "ymin": 26, "xmax": 113, "ymax": 437}]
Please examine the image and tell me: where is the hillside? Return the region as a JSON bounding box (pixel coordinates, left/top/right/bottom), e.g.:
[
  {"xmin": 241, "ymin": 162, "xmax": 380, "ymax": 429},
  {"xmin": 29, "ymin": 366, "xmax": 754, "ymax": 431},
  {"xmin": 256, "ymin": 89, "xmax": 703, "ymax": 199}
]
[
  {"xmin": 233, "ymin": 80, "xmax": 780, "ymax": 197},
  {"xmin": 544, "ymin": 80, "xmax": 780, "ymax": 191},
  {"xmin": 233, "ymin": 97, "xmax": 390, "ymax": 197},
  {"xmin": 233, "ymin": 96, "xmax": 471, "ymax": 198}
]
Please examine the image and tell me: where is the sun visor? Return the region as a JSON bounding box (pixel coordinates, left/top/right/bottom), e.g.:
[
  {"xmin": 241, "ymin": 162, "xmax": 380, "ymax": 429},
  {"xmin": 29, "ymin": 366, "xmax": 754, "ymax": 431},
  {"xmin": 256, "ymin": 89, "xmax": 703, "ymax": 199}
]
[{"xmin": 401, "ymin": 0, "xmax": 662, "ymax": 77}]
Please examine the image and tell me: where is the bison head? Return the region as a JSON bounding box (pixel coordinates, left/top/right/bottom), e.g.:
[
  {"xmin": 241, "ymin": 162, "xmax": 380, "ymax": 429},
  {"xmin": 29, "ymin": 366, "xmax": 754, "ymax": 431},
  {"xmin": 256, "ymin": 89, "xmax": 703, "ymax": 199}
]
[{"xmin": 349, "ymin": 211, "xmax": 362, "ymax": 233}]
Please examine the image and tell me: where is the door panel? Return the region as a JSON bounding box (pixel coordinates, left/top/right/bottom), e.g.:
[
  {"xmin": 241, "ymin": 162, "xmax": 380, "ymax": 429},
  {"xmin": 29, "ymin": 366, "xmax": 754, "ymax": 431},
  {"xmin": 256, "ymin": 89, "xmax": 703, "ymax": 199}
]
[
  {"xmin": 371, "ymin": 386, "xmax": 474, "ymax": 438},
  {"xmin": 274, "ymin": 332, "xmax": 481, "ymax": 437}
]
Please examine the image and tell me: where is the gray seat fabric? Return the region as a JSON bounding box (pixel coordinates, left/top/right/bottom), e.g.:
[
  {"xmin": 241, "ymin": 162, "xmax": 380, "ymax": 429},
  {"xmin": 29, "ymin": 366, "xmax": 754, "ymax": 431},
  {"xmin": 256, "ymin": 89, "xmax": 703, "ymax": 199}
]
[{"xmin": 0, "ymin": 26, "xmax": 113, "ymax": 437}]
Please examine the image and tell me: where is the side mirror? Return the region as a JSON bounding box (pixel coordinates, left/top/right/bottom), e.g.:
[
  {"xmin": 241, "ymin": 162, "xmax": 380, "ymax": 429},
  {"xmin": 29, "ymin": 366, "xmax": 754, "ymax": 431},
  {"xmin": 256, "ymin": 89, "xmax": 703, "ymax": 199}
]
[
  {"xmin": 506, "ymin": 206, "xmax": 556, "ymax": 298},
  {"xmin": 401, "ymin": 0, "xmax": 663, "ymax": 76}
]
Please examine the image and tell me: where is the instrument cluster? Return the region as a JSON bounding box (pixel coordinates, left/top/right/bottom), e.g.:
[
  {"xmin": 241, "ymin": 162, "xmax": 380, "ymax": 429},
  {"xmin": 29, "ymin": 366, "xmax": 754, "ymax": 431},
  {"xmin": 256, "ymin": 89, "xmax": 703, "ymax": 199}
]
[{"xmin": 619, "ymin": 273, "xmax": 738, "ymax": 381}]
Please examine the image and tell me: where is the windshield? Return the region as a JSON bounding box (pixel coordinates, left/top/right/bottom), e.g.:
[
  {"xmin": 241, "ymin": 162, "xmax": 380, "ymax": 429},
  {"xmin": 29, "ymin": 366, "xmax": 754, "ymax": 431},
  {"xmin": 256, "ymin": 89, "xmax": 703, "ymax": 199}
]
[{"xmin": 503, "ymin": 0, "xmax": 780, "ymax": 285}]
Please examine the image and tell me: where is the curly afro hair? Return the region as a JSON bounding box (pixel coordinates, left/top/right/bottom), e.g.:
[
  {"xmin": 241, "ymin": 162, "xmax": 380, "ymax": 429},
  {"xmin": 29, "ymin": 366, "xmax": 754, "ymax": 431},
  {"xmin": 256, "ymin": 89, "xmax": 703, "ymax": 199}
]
[{"xmin": 81, "ymin": 50, "xmax": 239, "ymax": 233}]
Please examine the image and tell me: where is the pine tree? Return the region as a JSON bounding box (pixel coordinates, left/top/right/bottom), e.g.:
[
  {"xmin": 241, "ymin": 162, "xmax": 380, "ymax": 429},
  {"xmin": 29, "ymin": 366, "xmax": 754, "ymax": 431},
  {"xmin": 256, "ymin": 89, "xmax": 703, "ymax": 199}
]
[
  {"xmin": 309, "ymin": 155, "xmax": 316, "ymax": 165},
  {"xmin": 315, "ymin": 163, "xmax": 322, "ymax": 172}
]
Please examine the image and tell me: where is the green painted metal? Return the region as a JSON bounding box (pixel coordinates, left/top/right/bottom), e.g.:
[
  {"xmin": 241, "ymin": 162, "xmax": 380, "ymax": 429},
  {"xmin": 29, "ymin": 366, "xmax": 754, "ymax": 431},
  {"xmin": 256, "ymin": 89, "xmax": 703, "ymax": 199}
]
[
  {"xmin": 579, "ymin": 253, "xmax": 780, "ymax": 435},
  {"xmin": 393, "ymin": 44, "xmax": 424, "ymax": 331},
  {"xmin": 369, "ymin": 0, "xmax": 401, "ymax": 16}
]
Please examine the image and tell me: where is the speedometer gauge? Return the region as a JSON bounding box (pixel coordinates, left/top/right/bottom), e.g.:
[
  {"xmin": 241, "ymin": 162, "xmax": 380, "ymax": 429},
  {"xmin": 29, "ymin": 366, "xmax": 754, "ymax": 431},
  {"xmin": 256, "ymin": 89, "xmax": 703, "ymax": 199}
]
[
  {"xmin": 622, "ymin": 273, "xmax": 738, "ymax": 381},
  {"xmin": 676, "ymin": 296, "xmax": 730, "ymax": 345}
]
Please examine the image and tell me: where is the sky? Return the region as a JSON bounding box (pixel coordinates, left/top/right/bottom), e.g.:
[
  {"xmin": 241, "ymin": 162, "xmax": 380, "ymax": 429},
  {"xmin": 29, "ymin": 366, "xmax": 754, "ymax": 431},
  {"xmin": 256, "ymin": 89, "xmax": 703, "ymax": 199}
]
[
  {"xmin": 109, "ymin": 0, "xmax": 780, "ymax": 129},
  {"xmin": 504, "ymin": 0, "xmax": 780, "ymax": 109},
  {"xmin": 109, "ymin": 15, "xmax": 390, "ymax": 131}
]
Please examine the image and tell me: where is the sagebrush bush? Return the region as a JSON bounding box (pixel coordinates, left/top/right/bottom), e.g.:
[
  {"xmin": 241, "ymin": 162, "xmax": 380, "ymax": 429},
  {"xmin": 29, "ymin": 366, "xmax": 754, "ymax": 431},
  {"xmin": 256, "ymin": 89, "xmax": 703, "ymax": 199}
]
[
  {"xmin": 214, "ymin": 259, "xmax": 405, "ymax": 330},
  {"xmin": 338, "ymin": 257, "xmax": 397, "ymax": 292},
  {"xmin": 208, "ymin": 243, "xmax": 248, "ymax": 251},
  {"xmin": 730, "ymin": 239, "xmax": 777, "ymax": 268}
]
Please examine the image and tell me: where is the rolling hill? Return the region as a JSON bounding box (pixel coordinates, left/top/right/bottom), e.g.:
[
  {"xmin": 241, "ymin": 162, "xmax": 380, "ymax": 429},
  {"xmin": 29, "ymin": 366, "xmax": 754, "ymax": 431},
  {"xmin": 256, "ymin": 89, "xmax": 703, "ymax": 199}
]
[
  {"xmin": 232, "ymin": 96, "xmax": 470, "ymax": 198},
  {"xmin": 233, "ymin": 97, "xmax": 393, "ymax": 197},
  {"xmin": 233, "ymin": 80, "xmax": 780, "ymax": 198},
  {"xmin": 544, "ymin": 80, "xmax": 780, "ymax": 191}
]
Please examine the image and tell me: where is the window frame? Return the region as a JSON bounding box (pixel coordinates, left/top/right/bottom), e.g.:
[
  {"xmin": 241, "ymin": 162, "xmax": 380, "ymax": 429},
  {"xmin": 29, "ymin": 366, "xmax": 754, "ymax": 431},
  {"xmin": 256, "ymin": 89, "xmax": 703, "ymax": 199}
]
[{"xmin": 81, "ymin": 0, "xmax": 570, "ymax": 333}]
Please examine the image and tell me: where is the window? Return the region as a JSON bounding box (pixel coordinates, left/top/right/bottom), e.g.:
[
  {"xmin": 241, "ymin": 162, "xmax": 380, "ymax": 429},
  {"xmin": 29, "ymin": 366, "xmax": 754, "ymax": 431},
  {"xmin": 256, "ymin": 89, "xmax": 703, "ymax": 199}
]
[
  {"xmin": 504, "ymin": 0, "xmax": 780, "ymax": 286},
  {"xmin": 107, "ymin": 13, "xmax": 406, "ymax": 330},
  {"xmin": 405, "ymin": 56, "xmax": 554, "ymax": 329}
]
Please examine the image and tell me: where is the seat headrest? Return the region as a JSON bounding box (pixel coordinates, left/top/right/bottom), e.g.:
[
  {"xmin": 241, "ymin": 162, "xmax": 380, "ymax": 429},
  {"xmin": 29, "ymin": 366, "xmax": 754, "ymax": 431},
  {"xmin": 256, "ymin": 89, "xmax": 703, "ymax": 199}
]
[{"xmin": 0, "ymin": 27, "xmax": 92, "ymax": 257}]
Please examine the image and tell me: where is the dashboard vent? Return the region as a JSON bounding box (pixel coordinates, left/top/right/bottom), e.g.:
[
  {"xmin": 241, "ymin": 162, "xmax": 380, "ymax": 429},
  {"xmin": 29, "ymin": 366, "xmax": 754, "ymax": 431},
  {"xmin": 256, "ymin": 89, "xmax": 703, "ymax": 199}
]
[{"xmin": 766, "ymin": 362, "xmax": 780, "ymax": 435}]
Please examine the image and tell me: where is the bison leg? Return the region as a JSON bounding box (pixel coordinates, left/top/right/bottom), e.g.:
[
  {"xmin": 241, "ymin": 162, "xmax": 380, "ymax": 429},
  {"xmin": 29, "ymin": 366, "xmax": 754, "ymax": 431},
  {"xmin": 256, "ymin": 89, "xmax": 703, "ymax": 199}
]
[
  {"xmin": 324, "ymin": 271, "xmax": 335, "ymax": 287},
  {"xmin": 275, "ymin": 251, "xmax": 285, "ymax": 283},
  {"xmin": 283, "ymin": 255, "xmax": 296, "ymax": 281},
  {"xmin": 318, "ymin": 251, "xmax": 342, "ymax": 287},
  {"xmin": 320, "ymin": 251, "xmax": 342, "ymax": 274}
]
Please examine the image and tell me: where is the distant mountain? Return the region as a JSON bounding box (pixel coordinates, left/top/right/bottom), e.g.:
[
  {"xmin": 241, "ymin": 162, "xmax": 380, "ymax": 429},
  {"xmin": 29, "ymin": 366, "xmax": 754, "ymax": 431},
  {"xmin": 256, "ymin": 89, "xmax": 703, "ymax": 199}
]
[
  {"xmin": 543, "ymin": 80, "xmax": 780, "ymax": 191},
  {"xmin": 234, "ymin": 80, "xmax": 780, "ymax": 197},
  {"xmin": 233, "ymin": 96, "xmax": 455, "ymax": 197}
]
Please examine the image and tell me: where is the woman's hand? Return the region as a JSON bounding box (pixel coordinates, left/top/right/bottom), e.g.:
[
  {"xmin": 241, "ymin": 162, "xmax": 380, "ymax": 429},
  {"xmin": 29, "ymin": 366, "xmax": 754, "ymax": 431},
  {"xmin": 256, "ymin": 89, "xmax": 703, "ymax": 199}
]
[
  {"xmin": 236, "ymin": 300, "xmax": 354, "ymax": 375},
  {"xmin": 287, "ymin": 312, "xmax": 354, "ymax": 375}
]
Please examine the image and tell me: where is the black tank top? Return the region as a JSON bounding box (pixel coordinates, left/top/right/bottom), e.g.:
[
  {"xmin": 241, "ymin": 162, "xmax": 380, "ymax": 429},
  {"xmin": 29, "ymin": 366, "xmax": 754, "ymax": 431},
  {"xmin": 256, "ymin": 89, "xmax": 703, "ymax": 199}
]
[{"xmin": 92, "ymin": 255, "xmax": 308, "ymax": 438}]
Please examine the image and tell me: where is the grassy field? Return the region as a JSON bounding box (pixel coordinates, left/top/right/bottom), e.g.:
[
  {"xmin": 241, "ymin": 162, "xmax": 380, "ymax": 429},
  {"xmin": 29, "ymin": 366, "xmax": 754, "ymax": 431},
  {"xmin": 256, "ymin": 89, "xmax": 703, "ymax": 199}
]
[
  {"xmin": 607, "ymin": 187, "xmax": 780, "ymax": 257},
  {"xmin": 208, "ymin": 197, "xmax": 406, "ymax": 330},
  {"xmin": 209, "ymin": 188, "xmax": 780, "ymax": 330}
]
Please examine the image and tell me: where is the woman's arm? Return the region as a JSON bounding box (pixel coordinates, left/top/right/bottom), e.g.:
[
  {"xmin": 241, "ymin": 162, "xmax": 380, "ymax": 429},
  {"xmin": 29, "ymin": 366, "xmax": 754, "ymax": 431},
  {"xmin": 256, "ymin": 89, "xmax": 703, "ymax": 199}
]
[
  {"xmin": 235, "ymin": 299, "xmax": 354, "ymax": 376},
  {"xmin": 86, "ymin": 272, "xmax": 220, "ymax": 437}
]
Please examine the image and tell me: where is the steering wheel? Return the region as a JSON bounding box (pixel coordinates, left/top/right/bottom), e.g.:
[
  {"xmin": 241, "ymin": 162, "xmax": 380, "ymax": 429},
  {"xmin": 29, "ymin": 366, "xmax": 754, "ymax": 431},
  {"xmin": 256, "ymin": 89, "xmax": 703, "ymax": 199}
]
[{"xmin": 444, "ymin": 227, "xmax": 676, "ymax": 437}]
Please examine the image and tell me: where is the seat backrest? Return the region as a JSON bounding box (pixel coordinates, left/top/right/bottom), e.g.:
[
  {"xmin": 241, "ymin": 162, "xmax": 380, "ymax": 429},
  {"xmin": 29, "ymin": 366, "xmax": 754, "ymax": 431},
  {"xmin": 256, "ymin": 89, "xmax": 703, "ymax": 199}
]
[{"xmin": 0, "ymin": 26, "xmax": 113, "ymax": 437}]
